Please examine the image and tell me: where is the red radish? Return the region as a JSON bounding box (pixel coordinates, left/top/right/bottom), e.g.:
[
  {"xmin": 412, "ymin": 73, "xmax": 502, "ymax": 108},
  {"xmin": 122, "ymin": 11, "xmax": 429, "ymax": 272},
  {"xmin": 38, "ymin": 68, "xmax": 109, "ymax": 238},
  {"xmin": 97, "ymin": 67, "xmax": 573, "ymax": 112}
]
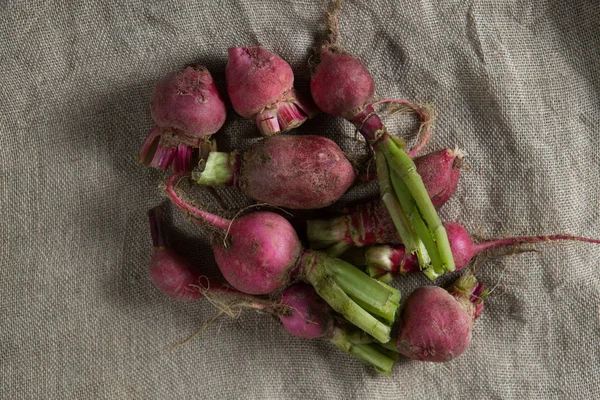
[
  {"xmin": 166, "ymin": 173, "xmax": 400, "ymax": 343},
  {"xmin": 413, "ymin": 148, "xmax": 463, "ymax": 208},
  {"xmin": 147, "ymin": 207, "xmax": 231, "ymax": 301},
  {"xmin": 396, "ymin": 273, "xmax": 486, "ymax": 362},
  {"xmin": 357, "ymin": 147, "xmax": 463, "ymax": 202},
  {"xmin": 139, "ymin": 65, "xmax": 226, "ymax": 172},
  {"xmin": 192, "ymin": 135, "xmax": 356, "ymax": 209},
  {"xmin": 227, "ymin": 46, "xmax": 317, "ymax": 136},
  {"xmin": 345, "ymin": 222, "xmax": 600, "ymax": 281},
  {"xmin": 278, "ymin": 283, "xmax": 334, "ymax": 339}
]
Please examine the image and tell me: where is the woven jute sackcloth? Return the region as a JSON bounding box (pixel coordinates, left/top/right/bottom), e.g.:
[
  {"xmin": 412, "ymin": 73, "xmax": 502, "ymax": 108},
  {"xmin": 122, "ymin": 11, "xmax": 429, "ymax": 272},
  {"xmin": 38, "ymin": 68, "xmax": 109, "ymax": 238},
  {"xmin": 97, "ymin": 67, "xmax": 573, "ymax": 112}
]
[{"xmin": 1, "ymin": 0, "xmax": 598, "ymax": 399}]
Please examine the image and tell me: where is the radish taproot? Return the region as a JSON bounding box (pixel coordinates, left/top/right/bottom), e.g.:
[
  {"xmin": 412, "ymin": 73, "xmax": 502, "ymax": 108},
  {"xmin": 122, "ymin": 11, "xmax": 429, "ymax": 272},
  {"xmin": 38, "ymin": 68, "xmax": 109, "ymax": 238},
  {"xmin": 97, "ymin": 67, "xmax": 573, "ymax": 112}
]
[
  {"xmin": 192, "ymin": 134, "xmax": 356, "ymax": 209},
  {"xmin": 139, "ymin": 65, "xmax": 226, "ymax": 172},
  {"xmin": 166, "ymin": 173, "xmax": 400, "ymax": 343},
  {"xmin": 227, "ymin": 46, "xmax": 317, "ymax": 136}
]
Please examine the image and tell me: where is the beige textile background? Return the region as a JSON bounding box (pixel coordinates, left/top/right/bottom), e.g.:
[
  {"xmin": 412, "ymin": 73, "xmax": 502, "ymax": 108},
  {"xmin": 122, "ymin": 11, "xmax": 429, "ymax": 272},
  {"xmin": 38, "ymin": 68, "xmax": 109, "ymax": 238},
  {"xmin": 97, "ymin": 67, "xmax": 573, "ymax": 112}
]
[{"xmin": 1, "ymin": 0, "xmax": 599, "ymax": 399}]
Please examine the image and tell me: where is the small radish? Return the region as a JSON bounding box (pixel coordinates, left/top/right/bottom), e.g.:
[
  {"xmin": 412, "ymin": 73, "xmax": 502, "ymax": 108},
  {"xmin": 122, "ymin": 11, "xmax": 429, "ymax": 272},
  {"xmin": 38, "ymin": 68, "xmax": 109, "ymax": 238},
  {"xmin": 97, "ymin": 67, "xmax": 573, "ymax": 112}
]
[
  {"xmin": 147, "ymin": 206, "xmax": 227, "ymax": 301},
  {"xmin": 192, "ymin": 135, "xmax": 356, "ymax": 209},
  {"xmin": 166, "ymin": 173, "xmax": 400, "ymax": 343},
  {"xmin": 227, "ymin": 46, "xmax": 317, "ymax": 136},
  {"xmin": 139, "ymin": 65, "xmax": 226, "ymax": 172},
  {"xmin": 181, "ymin": 280, "xmax": 397, "ymax": 374},
  {"xmin": 396, "ymin": 273, "xmax": 487, "ymax": 362}
]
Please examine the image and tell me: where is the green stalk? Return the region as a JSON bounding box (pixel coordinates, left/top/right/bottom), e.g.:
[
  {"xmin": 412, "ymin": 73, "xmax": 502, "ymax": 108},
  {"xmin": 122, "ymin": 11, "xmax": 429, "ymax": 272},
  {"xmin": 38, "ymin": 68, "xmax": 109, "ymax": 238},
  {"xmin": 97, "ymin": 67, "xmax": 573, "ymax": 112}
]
[
  {"xmin": 301, "ymin": 251, "xmax": 393, "ymax": 343},
  {"xmin": 375, "ymin": 151, "xmax": 419, "ymax": 253},
  {"xmin": 191, "ymin": 151, "xmax": 235, "ymax": 186},
  {"xmin": 389, "ymin": 168, "xmax": 443, "ymax": 275},
  {"xmin": 324, "ymin": 241, "xmax": 351, "ymax": 258},
  {"xmin": 329, "ymin": 327, "xmax": 396, "ymax": 375},
  {"xmin": 379, "ymin": 137, "xmax": 456, "ymax": 272},
  {"xmin": 306, "ymin": 216, "xmax": 348, "ymax": 249},
  {"xmin": 322, "ymin": 256, "xmax": 400, "ymax": 324}
]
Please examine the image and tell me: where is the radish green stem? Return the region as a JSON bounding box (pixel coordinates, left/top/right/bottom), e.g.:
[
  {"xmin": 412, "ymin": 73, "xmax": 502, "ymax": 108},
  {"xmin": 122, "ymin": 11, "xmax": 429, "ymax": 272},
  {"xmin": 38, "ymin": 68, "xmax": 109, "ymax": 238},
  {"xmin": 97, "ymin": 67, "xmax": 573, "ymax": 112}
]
[
  {"xmin": 379, "ymin": 136, "xmax": 455, "ymax": 273},
  {"xmin": 299, "ymin": 250, "xmax": 397, "ymax": 343}
]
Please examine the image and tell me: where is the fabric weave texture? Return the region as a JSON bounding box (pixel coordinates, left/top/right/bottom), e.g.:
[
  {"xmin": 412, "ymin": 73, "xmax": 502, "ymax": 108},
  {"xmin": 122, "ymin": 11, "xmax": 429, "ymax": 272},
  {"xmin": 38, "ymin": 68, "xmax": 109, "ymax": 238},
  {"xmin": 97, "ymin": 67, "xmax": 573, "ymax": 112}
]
[{"xmin": 1, "ymin": 0, "xmax": 599, "ymax": 399}]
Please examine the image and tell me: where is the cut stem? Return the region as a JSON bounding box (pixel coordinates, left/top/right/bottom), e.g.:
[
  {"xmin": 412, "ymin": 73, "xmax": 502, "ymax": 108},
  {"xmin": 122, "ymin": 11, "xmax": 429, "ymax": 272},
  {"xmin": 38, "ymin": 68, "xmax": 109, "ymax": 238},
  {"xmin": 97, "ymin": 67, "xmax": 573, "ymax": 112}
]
[{"xmin": 298, "ymin": 250, "xmax": 398, "ymax": 343}]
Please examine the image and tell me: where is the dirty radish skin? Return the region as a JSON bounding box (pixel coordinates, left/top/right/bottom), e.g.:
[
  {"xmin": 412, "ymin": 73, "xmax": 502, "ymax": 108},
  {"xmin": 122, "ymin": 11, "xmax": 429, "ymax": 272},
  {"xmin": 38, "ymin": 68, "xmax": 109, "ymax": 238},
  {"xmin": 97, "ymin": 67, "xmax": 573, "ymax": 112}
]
[
  {"xmin": 397, "ymin": 273, "xmax": 487, "ymax": 362},
  {"xmin": 307, "ymin": 148, "xmax": 462, "ymax": 251},
  {"xmin": 166, "ymin": 174, "xmax": 401, "ymax": 343},
  {"xmin": 139, "ymin": 65, "xmax": 226, "ymax": 172},
  {"xmin": 192, "ymin": 135, "xmax": 356, "ymax": 209},
  {"xmin": 346, "ymin": 222, "xmax": 600, "ymax": 281},
  {"xmin": 227, "ymin": 46, "xmax": 317, "ymax": 136}
]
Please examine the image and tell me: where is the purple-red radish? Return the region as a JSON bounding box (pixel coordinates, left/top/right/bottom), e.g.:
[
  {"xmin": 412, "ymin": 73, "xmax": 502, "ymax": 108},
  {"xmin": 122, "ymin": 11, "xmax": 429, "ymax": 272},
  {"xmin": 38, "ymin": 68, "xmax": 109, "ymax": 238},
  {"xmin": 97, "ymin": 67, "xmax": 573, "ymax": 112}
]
[
  {"xmin": 227, "ymin": 46, "xmax": 317, "ymax": 136},
  {"xmin": 192, "ymin": 135, "xmax": 356, "ymax": 209},
  {"xmin": 345, "ymin": 222, "xmax": 600, "ymax": 281},
  {"xmin": 357, "ymin": 147, "xmax": 463, "ymax": 198},
  {"xmin": 165, "ymin": 173, "xmax": 400, "ymax": 343},
  {"xmin": 139, "ymin": 65, "xmax": 226, "ymax": 172},
  {"xmin": 147, "ymin": 206, "xmax": 233, "ymax": 301},
  {"xmin": 413, "ymin": 148, "xmax": 463, "ymax": 208},
  {"xmin": 396, "ymin": 273, "xmax": 486, "ymax": 362}
]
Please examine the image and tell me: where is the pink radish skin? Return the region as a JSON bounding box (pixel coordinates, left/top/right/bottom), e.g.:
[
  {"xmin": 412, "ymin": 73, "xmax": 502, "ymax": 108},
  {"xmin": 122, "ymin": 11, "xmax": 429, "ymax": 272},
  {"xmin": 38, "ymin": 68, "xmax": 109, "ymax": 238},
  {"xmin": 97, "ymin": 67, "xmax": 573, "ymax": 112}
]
[
  {"xmin": 139, "ymin": 65, "xmax": 226, "ymax": 172},
  {"xmin": 213, "ymin": 211, "xmax": 303, "ymax": 294},
  {"xmin": 227, "ymin": 47, "xmax": 317, "ymax": 136},
  {"xmin": 147, "ymin": 207, "xmax": 202, "ymax": 301},
  {"xmin": 397, "ymin": 274, "xmax": 485, "ymax": 362},
  {"xmin": 240, "ymin": 135, "xmax": 355, "ymax": 209},
  {"xmin": 413, "ymin": 148, "xmax": 463, "ymax": 209}
]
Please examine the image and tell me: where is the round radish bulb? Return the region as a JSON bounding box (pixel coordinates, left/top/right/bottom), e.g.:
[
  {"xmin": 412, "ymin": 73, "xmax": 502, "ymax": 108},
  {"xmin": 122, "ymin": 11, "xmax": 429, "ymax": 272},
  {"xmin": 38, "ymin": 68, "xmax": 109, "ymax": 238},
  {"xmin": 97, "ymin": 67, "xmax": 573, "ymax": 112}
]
[{"xmin": 139, "ymin": 65, "xmax": 226, "ymax": 172}]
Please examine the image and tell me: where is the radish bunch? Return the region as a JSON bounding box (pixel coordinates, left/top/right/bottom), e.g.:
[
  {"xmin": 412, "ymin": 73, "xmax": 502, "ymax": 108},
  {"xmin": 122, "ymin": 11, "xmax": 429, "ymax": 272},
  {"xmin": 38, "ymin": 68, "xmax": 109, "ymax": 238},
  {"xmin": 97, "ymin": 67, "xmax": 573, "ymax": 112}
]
[{"xmin": 136, "ymin": 0, "xmax": 599, "ymax": 376}]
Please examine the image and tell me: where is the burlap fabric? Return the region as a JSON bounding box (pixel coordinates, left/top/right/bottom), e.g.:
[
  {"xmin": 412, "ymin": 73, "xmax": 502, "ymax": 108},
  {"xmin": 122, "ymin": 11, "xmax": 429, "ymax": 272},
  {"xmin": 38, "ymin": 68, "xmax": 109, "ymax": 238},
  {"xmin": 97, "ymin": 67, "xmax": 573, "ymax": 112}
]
[{"xmin": 1, "ymin": 1, "xmax": 598, "ymax": 398}]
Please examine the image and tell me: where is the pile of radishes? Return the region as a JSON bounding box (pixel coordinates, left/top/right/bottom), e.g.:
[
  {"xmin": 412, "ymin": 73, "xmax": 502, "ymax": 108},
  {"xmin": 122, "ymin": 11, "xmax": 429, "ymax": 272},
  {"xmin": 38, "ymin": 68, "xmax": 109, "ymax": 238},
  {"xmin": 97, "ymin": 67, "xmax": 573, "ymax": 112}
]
[{"xmin": 138, "ymin": 2, "xmax": 599, "ymax": 376}]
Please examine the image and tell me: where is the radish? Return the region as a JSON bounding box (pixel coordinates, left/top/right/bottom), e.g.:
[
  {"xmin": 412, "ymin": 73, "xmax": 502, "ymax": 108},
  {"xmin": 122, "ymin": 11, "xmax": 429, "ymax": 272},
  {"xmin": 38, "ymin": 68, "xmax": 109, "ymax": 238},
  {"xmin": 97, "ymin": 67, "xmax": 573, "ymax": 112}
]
[
  {"xmin": 138, "ymin": 65, "xmax": 226, "ymax": 172},
  {"xmin": 396, "ymin": 273, "xmax": 487, "ymax": 362},
  {"xmin": 310, "ymin": 1, "xmax": 455, "ymax": 276},
  {"xmin": 165, "ymin": 173, "xmax": 401, "ymax": 343},
  {"xmin": 344, "ymin": 222, "xmax": 600, "ymax": 281},
  {"xmin": 191, "ymin": 135, "xmax": 356, "ymax": 209},
  {"xmin": 307, "ymin": 147, "xmax": 463, "ymax": 253},
  {"xmin": 147, "ymin": 206, "xmax": 232, "ymax": 301},
  {"xmin": 227, "ymin": 46, "xmax": 317, "ymax": 136}
]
